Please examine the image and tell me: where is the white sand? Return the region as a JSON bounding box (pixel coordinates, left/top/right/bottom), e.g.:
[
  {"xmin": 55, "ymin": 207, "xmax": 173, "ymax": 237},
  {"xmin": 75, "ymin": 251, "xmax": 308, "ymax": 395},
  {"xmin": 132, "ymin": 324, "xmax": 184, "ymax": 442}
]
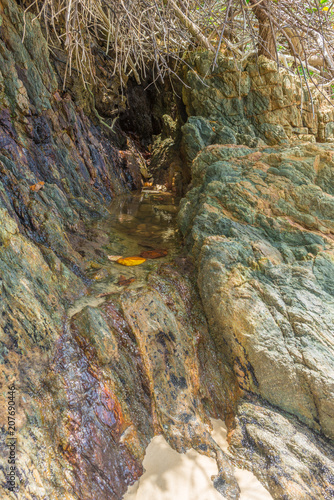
[{"xmin": 123, "ymin": 419, "xmax": 272, "ymax": 500}]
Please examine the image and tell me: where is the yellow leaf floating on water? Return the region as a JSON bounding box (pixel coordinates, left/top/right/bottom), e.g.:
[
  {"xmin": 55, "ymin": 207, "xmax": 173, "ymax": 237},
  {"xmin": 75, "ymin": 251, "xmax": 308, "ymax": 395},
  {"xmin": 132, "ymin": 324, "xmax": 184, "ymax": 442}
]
[{"xmin": 117, "ymin": 256, "xmax": 146, "ymax": 266}]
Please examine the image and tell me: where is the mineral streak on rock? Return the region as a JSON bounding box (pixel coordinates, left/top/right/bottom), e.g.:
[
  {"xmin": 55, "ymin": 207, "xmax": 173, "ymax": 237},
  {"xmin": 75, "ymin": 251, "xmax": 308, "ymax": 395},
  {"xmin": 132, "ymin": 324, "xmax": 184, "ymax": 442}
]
[{"xmin": 0, "ymin": 0, "xmax": 150, "ymax": 497}]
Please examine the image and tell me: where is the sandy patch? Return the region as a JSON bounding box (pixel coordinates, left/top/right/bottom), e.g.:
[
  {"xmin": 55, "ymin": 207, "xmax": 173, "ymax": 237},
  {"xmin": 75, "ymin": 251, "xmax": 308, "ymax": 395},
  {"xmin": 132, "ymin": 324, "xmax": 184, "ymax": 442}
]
[{"xmin": 123, "ymin": 418, "xmax": 272, "ymax": 500}]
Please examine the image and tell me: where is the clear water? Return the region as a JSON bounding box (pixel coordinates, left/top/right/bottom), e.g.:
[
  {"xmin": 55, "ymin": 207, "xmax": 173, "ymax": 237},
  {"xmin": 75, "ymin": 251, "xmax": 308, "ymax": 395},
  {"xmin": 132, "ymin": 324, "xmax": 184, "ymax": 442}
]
[{"xmin": 68, "ymin": 191, "xmax": 181, "ymax": 316}]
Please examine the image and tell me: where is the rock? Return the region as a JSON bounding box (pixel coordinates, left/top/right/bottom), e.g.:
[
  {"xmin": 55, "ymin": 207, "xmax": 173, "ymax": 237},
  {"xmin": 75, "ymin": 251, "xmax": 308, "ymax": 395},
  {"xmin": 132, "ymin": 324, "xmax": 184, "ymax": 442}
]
[
  {"xmin": 0, "ymin": 0, "xmax": 146, "ymax": 273},
  {"xmin": 178, "ymin": 141, "xmax": 334, "ymax": 498},
  {"xmin": 119, "ymin": 82, "xmax": 155, "ymax": 145},
  {"xmin": 180, "ymin": 52, "xmax": 334, "ymax": 170},
  {"xmin": 259, "ymin": 123, "xmax": 289, "ymax": 145},
  {"xmin": 181, "ymin": 116, "xmax": 238, "ymax": 166},
  {"xmin": 230, "ymin": 399, "xmax": 334, "ymax": 500},
  {"xmin": 119, "ymin": 137, "xmax": 151, "ymax": 189},
  {"xmin": 2, "ymin": 2, "xmax": 334, "ymax": 499},
  {"xmin": 0, "ymin": 10, "xmax": 241, "ymax": 496},
  {"xmin": 0, "ymin": 1, "xmax": 146, "ymax": 498},
  {"xmin": 150, "ymin": 114, "xmax": 184, "ymax": 192}
]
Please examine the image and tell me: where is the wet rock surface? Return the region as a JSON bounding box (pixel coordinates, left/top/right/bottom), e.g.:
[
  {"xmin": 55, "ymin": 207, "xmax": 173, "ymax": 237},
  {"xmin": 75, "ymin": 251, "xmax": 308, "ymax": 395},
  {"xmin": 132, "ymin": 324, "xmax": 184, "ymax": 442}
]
[
  {"xmin": 0, "ymin": 185, "xmax": 238, "ymax": 498},
  {"xmin": 0, "ymin": 0, "xmax": 140, "ymax": 274},
  {"xmin": 1, "ymin": 1, "xmax": 334, "ymax": 499},
  {"xmin": 0, "ymin": 1, "xmax": 177, "ymax": 498}
]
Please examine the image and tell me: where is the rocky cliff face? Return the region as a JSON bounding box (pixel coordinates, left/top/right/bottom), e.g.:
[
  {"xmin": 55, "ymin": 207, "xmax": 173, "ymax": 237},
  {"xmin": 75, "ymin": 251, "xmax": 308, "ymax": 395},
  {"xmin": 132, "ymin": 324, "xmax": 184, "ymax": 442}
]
[
  {"xmin": 0, "ymin": 0, "xmax": 142, "ymax": 497},
  {"xmin": 0, "ymin": 2, "xmax": 239, "ymax": 499},
  {"xmin": 0, "ymin": 0, "xmax": 140, "ymax": 263},
  {"xmin": 1, "ymin": 1, "xmax": 334, "ymax": 499},
  {"xmin": 173, "ymin": 46, "xmax": 334, "ymax": 500},
  {"xmin": 181, "ymin": 52, "xmax": 334, "ymax": 157},
  {"xmin": 0, "ymin": 1, "xmax": 143, "ymax": 498},
  {"xmin": 178, "ymin": 140, "xmax": 334, "ymax": 498},
  {"xmin": 151, "ymin": 51, "xmax": 334, "ymax": 195}
]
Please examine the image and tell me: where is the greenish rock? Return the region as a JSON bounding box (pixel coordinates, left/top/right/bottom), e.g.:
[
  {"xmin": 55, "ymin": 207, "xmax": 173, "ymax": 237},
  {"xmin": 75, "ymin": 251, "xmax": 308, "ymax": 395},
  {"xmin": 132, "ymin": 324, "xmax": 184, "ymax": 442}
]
[
  {"xmin": 0, "ymin": 2, "xmax": 152, "ymax": 499},
  {"xmin": 259, "ymin": 123, "xmax": 289, "ymax": 145},
  {"xmin": 180, "ymin": 52, "xmax": 334, "ymax": 169},
  {"xmin": 2, "ymin": 3, "xmax": 334, "ymax": 499},
  {"xmin": 231, "ymin": 400, "xmax": 334, "ymax": 500},
  {"xmin": 178, "ymin": 141, "xmax": 334, "ymax": 498}
]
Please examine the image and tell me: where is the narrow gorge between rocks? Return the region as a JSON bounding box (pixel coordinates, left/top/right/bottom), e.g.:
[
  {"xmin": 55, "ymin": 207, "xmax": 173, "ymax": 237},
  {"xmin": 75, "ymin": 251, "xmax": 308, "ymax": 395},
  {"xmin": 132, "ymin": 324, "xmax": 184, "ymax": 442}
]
[{"xmin": 1, "ymin": 1, "xmax": 334, "ymax": 499}]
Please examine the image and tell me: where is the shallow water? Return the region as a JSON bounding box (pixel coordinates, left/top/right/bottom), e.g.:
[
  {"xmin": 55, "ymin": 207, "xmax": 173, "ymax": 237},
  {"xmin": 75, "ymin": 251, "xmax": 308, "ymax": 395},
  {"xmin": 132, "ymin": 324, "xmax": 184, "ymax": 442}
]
[{"xmin": 99, "ymin": 191, "xmax": 180, "ymax": 256}]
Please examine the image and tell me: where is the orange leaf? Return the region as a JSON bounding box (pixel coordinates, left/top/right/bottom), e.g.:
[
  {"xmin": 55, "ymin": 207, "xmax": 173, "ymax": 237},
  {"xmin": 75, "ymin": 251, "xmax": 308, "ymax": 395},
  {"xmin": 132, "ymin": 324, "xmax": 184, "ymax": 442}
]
[
  {"xmin": 116, "ymin": 256, "xmax": 146, "ymax": 266},
  {"xmin": 30, "ymin": 181, "xmax": 45, "ymax": 192},
  {"xmin": 117, "ymin": 275, "xmax": 136, "ymax": 286},
  {"xmin": 140, "ymin": 249, "xmax": 168, "ymax": 259}
]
